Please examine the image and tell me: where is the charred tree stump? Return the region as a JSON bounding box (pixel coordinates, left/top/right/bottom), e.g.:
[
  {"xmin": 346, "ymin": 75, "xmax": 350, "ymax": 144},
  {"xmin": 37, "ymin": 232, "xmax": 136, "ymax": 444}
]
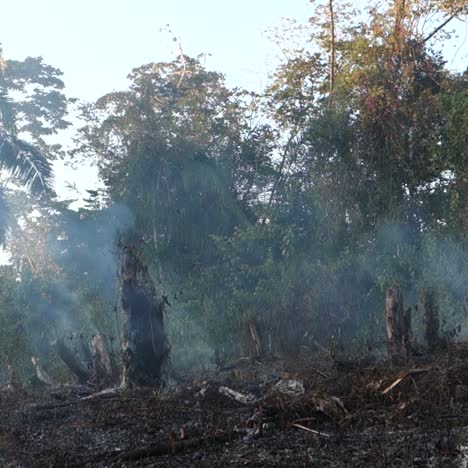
[
  {"xmin": 118, "ymin": 244, "xmax": 169, "ymax": 387},
  {"xmin": 385, "ymin": 286, "xmax": 410, "ymax": 357},
  {"xmin": 420, "ymin": 287, "xmax": 441, "ymax": 351}
]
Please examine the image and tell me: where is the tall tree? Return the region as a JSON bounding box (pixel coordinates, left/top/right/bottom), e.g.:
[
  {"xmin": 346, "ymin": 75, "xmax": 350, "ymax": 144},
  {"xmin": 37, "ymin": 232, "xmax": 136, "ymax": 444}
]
[
  {"xmin": 0, "ymin": 45, "xmax": 72, "ymax": 242},
  {"xmin": 75, "ymin": 56, "xmax": 274, "ymax": 274}
]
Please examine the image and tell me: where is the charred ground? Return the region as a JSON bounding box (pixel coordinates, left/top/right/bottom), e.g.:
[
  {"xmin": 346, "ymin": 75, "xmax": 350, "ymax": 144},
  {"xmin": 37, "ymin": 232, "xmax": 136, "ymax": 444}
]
[{"xmin": 2, "ymin": 344, "xmax": 468, "ymax": 467}]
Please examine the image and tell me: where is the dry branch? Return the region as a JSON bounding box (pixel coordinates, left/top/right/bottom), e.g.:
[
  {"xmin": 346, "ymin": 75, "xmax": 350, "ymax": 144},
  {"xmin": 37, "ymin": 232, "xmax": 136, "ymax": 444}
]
[
  {"xmin": 31, "ymin": 356, "xmax": 55, "ymax": 386},
  {"xmin": 381, "ymin": 367, "xmax": 430, "ymax": 395},
  {"xmin": 292, "ymin": 423, "xmax": 331, "ymax": 437}
]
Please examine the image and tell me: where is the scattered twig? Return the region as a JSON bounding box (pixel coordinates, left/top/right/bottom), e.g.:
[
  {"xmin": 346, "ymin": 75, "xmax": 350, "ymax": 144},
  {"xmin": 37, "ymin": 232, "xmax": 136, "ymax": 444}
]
[
  {"xmin": 292, "ymin": 423, "xmax": 331, "ymax": 437},
  {"xmin": 310, "ymin": 367, "xmax": 329, "ymax": 379},
  {"xmin": 381, "ymin": 368, "xmax": 431, "ymax": 395}
]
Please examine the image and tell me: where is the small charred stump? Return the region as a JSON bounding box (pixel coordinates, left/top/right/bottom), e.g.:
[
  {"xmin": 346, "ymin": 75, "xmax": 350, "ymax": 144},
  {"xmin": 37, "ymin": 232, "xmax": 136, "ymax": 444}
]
[{"xmin": 118, "ymin": 244, "xmax": 169, "ymax": 387}]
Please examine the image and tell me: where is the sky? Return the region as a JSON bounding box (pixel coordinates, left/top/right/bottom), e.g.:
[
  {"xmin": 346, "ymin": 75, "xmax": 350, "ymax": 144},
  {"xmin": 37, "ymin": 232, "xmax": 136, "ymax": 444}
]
[
  {"xmin": 2, "ymin": 0, "xmax": 311, "ymax": 100},
  {"xmin": 1, "ymin": 0, "xmax": 467, "ymax": 202},
  {"xmin": 1, "ymin": 0, "xmax": 313, "ymax": 201}
]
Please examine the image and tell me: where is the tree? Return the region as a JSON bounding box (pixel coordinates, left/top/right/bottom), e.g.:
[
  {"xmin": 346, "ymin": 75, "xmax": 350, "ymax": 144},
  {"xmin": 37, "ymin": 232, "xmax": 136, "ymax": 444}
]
[
  {"xmin": 0, "ymin": 45, "xmax": 73, "ymax": 243},
  {"xmin": 75, "ymin": 56, "xmax": 274, "ymax": 275}
]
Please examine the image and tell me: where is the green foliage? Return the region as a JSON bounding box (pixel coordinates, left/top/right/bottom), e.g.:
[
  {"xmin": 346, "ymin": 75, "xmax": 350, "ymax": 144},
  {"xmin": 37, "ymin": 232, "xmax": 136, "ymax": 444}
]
[
  {"xmin": 0, "ymin": 45, "xmax": 73, "ymax": 243},
  {"xmin": 1, "ymin": 1, "xmax": 467, "ymax": 375}
]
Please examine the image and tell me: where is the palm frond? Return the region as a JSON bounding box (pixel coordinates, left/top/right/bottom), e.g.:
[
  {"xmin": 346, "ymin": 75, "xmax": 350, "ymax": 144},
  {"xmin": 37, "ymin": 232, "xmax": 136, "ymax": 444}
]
[
  {"xmin": 0, "ymin": 129, "xmax": 53, "ymax": 195},
  {"xmin": 0, "ymin": 92, "xmax": 16, "ymax": 135}
]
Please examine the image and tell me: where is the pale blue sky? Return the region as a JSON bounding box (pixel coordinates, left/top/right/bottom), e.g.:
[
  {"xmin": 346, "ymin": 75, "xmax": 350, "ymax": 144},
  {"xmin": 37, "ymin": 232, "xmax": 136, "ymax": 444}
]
[
  {"xmin": 2, "ymin": 0, "xmax": 313, "ymax": 202},
  {"xmin": 2, "ymin": 0, "xmax": 311, "ymax": 100},
  {"xmin": 1, "ymin": 0, "xmax": 466, "ymax": 203}
]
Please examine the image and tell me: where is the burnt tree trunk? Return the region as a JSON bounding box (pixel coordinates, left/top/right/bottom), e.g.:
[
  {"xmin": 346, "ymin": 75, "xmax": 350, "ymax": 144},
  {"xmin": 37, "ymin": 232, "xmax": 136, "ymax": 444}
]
[
  {"xmin": 420, "ymin": 287, "xmax": 440, "ymax": 351},
  {"xmin": 118, "ymin": 244, "xmax": 169, "ymax": 387},
  {"xmin": 385, "ymin": 286, "xmax": 410, "ymax": 356}
]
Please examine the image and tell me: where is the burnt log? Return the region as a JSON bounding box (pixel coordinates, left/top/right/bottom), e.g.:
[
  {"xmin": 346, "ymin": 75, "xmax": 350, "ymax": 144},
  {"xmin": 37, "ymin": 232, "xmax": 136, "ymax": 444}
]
[
  {"xmin": 118, "ymin": 244, "xmax": 169, "ymax": 387},
  {"xmin": 385, "ymin": 286, "xmax": 410, "ymax": 356}
]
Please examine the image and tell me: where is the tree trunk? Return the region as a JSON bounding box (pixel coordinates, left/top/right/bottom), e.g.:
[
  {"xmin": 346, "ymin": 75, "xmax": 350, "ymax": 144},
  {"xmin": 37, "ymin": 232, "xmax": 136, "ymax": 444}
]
[
  {"xmin": 420, "ymin": 287, "xmax": 440, "ymax": 351},
  {"xmin": 118, "ymin": 244, "xmax": 169, "ymax": 387},
  {"xmin": 385, "ymin": 286, "xmax": 409, "ymax": 356}
]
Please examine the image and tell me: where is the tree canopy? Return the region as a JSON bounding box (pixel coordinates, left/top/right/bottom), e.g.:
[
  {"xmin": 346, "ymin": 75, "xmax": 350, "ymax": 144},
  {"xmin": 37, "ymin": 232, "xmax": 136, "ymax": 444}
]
[{"xmin": 0, "ymin": 0, "xmax": 466, "ymax": 377}]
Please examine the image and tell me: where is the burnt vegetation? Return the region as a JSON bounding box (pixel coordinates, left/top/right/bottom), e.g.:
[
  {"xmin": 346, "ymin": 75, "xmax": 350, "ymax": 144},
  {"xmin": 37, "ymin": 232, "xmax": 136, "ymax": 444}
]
[{"xmin": 0, "ymin": 0, "xmax": 467, "ymax": 466}]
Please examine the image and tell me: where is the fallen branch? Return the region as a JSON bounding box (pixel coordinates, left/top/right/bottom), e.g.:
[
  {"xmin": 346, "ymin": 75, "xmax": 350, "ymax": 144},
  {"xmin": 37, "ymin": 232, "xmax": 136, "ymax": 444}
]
[
  {"xmin": 292, "ymin": 423, "xmax": 331, "ymax": 437},
  {"xmin": 381, "ymin": 368, "xmax": 431, "ymax": 395},
  {"xmin": 67, "ymin": 431, "xmax": 241, "ymax": 466},
  {"xmin": 310, "ymin": 367, "xmax": 329, "ymax": 379},
  {"xmin": 119, "ymin": 431, "xmax": 235, "ymax": 461}
]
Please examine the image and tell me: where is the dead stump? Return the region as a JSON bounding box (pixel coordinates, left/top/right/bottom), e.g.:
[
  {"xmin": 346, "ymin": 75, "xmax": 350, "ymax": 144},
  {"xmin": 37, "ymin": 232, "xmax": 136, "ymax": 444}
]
[
  {"xmin": 118, "ymin": 244, "xmax": 169, "ymax": 387},
  {"xmin": 420, "ymin": 287, "xmax": 441, "ymax": 351},
  {"xmin": 385, "ymin": 286, "xmax": 411, "ymax": 358}
]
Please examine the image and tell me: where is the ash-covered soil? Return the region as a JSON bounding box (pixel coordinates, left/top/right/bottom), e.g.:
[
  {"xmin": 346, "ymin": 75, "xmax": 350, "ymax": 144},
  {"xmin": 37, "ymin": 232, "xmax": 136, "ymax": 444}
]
[{"xmin": 2, "ymin": 346, "xmax": 468, "ymax": 467}]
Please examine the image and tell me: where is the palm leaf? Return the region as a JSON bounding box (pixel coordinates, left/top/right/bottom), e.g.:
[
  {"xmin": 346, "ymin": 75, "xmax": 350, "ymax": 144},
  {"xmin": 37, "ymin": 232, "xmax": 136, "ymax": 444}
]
[
  {"xmin": 0, "ymin": 129, "xmax": 53, "ymax": 195},
  {"xmin": 0, "ymin": 92, "xmax": 16, "ymax": 135}
]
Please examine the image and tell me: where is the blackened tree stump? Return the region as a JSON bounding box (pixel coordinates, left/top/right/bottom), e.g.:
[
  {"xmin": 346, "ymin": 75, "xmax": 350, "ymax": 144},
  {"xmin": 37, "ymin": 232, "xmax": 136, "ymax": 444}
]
[{"xmin": 118, "ymin": 244, "xmax": 169, "ymax": 387}]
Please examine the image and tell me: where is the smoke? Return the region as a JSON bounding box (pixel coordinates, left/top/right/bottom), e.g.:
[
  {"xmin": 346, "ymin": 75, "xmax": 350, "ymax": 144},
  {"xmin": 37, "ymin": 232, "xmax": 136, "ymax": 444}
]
[{"xmin": 3, "ymin": 201, "xmax": 134, "ymax": 377}]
